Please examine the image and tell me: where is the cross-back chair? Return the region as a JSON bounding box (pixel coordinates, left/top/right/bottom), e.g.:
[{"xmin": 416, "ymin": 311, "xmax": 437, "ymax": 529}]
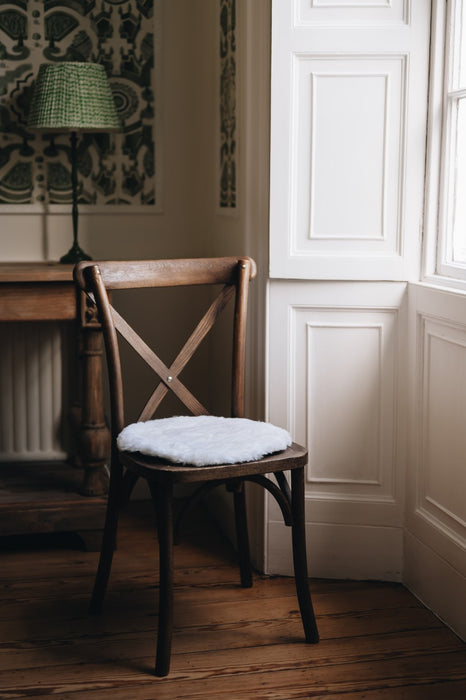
[{"xmin": 74, "ymin": 257, "xmax": 319, "ymax": 677}]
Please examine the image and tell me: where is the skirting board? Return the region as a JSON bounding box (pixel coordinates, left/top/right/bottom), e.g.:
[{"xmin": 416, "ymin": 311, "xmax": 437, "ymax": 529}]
[
  {"xmin": 404, "ymin": 530, "xmax": 466, "ymax": 642},
  {"xmin": 267, "ymin": 521, "xmax": 403, "ymax": 582},
  {"xmin": 203, "ymin": 491, "xmax": 404, "ymax": 581}
]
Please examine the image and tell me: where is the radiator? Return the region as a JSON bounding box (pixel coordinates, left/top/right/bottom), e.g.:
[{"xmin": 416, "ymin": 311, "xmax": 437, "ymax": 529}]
[{"xmin": 0, "ymin": 322, "xmax": 69, "ymax": 461}]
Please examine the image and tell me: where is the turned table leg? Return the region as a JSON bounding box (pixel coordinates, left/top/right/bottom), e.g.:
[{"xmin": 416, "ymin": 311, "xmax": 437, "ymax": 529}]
[{"xmin": 78, "ymin": 292, "xmax": 110, "ymax": 497}]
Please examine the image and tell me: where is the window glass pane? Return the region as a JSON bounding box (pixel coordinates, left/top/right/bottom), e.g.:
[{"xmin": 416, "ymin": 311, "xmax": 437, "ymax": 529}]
[
  {"xmin": 456, "ymin": 1, "xmax": 466, "ymax": 88},
  {"xmin": 452, "ymin": 98, "xmax": 466, "ymax": 263}
]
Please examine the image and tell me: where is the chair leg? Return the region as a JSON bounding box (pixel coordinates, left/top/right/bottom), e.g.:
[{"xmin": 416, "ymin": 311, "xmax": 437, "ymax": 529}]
[
  {"xmin": 89, "ymin": 462, "xmax": 122, "ymax": 615},
  {"xmin": 291, "ymin": 467, "xmax": 319, "ymax": 643},
  {"xmin": 149, "ymin": 480, "xmax": 174, "ymax": 677},
  {"xmin": 231, "ymin": 481, "xmax": 253, "ymax": 588}
]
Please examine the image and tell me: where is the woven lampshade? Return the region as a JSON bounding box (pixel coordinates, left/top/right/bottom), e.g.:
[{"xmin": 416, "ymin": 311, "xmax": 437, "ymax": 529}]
[{"xmin": 28, "ymin": 62, "xmax": 120, "ymax": 132}]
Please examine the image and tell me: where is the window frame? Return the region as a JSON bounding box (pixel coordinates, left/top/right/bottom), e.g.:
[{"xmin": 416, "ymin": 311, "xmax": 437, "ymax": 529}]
[{"xmin": 423, "ymin": 0, "xmax": 466, "ymax": 290}]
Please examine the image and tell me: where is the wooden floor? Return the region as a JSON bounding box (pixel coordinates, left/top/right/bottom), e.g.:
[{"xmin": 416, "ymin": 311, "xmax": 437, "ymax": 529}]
[{"xmin": 1, "ymin": 502, "xmax": 465, "ymax": 699}]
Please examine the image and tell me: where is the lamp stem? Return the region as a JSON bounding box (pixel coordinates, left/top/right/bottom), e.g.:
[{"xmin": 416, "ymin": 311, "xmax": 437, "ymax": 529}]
[
  {"xmin": 60, "ymin": 131, "xmax": 91, "ymax": 263},
  {"xmin": 71, "ymin": 131, "xmax": 79, "ymax": 248}
]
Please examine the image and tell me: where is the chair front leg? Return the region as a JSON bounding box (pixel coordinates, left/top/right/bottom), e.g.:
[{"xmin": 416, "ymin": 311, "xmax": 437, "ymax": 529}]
[
  {"xmin": 149, "ymin": 480, "xmax": 175, "ymax": 677},
  {"xmin": 291, "ymin": 466, "xmax": 319, "ymax": 643}
]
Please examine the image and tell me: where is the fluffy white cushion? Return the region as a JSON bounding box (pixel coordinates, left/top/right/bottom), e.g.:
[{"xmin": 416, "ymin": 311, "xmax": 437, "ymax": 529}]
[{"xmin": 117, "ymin": 415, "xmax": 292, "ymax": 467}]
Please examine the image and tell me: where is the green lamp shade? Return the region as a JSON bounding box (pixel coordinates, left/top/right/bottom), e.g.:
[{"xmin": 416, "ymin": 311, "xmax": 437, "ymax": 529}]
[
  {"xmin": 28, "ymin": 62, "xmax": 120, "ymax": 132},
  {"xmin": 27, "ymin": 62, "xmax": 120, "ymax": 264}
]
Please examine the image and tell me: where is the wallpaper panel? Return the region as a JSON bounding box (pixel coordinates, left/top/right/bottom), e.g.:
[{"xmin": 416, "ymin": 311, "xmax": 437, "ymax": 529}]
[
  {"xmin": 219, "ymin": 0, "xmax": 236, "ymax": 209},
  {"xmin": 0, "ymin": 0, "xmax": 157, "ymax": 206}
]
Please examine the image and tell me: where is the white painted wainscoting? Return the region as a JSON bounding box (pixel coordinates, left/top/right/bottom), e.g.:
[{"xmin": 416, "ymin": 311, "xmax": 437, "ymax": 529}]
[
  {"xmin": 266, "ymin": 280, "xmax": 407, "ymax": 581},
  {"xmin": 406, "ymin": 284, "xmax": 466, "ymax": 640},
  {"xmin": 265, "ymin": 277, "xmax": 466, "ymax": 639}
]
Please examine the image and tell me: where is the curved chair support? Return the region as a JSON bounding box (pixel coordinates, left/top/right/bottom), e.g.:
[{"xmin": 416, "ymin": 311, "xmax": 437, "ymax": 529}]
[
  {"xmin": 176, "ymin": 473, "xmax": 294, "ymax": 587},
  {"xmin": 243, "ymin": 474, "xmax": 293, "ymax": 526},
  {"xmin": 274, "ymin": 470, "xmax": 292, "ymax": 506}
]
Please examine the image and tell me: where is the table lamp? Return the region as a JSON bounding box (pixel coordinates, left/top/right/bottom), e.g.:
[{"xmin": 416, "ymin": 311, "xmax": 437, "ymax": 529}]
[{"xmin": 28, "ymin": 62, "xmax": 120, "ymax": 263}]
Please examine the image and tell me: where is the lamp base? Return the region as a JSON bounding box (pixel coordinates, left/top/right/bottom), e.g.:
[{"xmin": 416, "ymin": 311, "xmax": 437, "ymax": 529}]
[{"xmin": 60, "ymin": 242, "xmax": 92, "ymax": 264}]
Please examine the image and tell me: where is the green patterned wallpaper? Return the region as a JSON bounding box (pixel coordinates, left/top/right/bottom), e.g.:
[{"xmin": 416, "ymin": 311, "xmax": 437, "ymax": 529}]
[
  {"xmin": 219, "ymin": 0, "xmax": 236, "ymax": 209},
  {"xmin": 0, "ymin": 0, "xmax": 157, "ymax": 206}
]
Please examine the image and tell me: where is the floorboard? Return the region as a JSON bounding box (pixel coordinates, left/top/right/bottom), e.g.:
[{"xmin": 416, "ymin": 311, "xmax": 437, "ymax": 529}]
[{"xmin": 0, "ymin": 501, "xmax": 465, "ymax": 699}]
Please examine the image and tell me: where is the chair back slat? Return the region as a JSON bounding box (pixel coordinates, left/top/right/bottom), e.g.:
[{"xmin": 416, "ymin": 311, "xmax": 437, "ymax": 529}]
[
  {"xmin": 73, "ymin": 257, "xmax": 256, "ymax": 434},
  {"xmin": 75, "ymin": 257, "xmax": 256, "ymax": 290}
]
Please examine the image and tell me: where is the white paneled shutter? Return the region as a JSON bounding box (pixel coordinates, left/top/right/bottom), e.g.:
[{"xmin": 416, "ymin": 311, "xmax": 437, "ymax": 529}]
[{"xmin": 269, "ymin": 0, "xmax": 430, "ymax": 281}]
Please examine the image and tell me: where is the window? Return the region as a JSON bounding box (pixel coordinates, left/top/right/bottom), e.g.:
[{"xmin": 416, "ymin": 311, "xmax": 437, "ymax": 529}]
[{"xmin": 433, "ymin": 0, "xmax": 466, "ymax": 282}]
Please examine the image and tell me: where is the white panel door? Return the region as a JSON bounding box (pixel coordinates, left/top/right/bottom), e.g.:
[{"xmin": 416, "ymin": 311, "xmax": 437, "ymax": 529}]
[{"xmin": 269, "ymin": 0, "xmax": 430, "ymax": 280}]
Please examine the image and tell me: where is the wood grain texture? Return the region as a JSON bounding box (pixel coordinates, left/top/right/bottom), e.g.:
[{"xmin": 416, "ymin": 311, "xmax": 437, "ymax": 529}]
[
  {"xmin": 74, "ymin": 257, "xmax": 257, "ymax": 291},
  {"xmin": 0, "ymin": 263, "xmax": 76, "ymax": 321},
  {"xmin": 0, "ymin": 262, "xmax": 109, "ymax": 535},
  {"xmin": 0, "ymin": 283, "xmax": 77, "ymax": 321},
  {"xmin": 0, "ymin": 501, "xmax": 465, "ymax": 699},
  {"xmin": 78, "ymin": 256, "xmax": 316, "ymax": 675},
  {"xmin": 0, "ymin": 463, "xmax": 106, "ymax": 538},
  {"xmin": 0, "ymin": 263, "xmax": 74, "ymax": 283},
  {"xmin": 119, "ymin": 443, "xmax": 308, "ymax": 484}
]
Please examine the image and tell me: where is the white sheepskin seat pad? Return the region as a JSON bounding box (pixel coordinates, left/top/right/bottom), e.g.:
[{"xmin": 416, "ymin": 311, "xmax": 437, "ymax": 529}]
[{"xmin": 117, "ymin": 415, "xmax": 292, "ymax": 467}]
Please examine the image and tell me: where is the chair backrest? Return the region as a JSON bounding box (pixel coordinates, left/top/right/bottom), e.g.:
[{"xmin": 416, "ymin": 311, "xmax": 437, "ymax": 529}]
[{"xmin": 74, "ymin": 257, "xmax": 257, "ymax": 440}]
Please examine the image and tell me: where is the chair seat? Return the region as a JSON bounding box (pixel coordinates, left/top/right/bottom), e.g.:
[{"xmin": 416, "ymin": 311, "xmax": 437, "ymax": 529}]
[
  {"xmin": 117, "ymin": 415, "xmax": 292, "ymax": 466},
  {"xmin": 119, "ymin": 441, "xmax": 308, "ymax": 483}
]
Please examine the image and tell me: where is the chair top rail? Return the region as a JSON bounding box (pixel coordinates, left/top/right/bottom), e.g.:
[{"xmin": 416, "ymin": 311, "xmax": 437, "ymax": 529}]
[{"xmin": 74, "ymin": 257, "xmax": 256, "ymax": 291}]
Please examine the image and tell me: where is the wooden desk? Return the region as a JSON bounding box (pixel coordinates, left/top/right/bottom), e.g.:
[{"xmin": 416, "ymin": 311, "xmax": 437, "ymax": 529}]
[{"xmin": 0, "ymin": 263, "xmax": 109, "ymax": 546}]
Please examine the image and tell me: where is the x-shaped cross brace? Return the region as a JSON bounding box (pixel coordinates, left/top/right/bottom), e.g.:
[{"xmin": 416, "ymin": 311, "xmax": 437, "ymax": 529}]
[{"xmin": 110, "ymin": 283, "xmax": 236, "ymax": 420}]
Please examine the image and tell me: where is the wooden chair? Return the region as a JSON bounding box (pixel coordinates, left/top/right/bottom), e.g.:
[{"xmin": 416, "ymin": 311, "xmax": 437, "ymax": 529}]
[{"xmin": 74, "ymin": 257, "xmax": 319, "ymax": 676}]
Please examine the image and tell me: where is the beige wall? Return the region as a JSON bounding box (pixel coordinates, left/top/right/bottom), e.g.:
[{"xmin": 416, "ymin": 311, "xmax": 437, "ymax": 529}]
[{"xmin": 0, "ymin": 0, "xmax": 270, "ymax": 423}]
